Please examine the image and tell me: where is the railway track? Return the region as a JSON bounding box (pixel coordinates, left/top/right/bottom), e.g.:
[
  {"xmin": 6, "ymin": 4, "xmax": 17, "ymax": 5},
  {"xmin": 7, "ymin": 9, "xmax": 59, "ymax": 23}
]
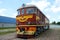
[{"xmin": 0, "ymin": 28, "xmax": 60, "ymax": 40}]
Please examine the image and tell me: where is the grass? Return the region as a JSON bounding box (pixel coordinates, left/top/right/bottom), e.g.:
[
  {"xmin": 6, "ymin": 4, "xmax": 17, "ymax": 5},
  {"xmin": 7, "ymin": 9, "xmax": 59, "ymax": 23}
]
[
  {"xmin": 0, "ymin": 31, "xmax": 16, "ymax": 35},
  {"xmin": 0, "ymin": 27, "xmax": 16, "ymax": 30},
  {"xmin": 0, "ymin": 27, "xmax": 16, "ymax": 35}
]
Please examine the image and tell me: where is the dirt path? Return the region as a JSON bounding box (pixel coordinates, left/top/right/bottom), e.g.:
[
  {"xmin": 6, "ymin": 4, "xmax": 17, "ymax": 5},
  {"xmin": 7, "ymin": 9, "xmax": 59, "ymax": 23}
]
[{"xmin": 0, "ymin": 28, "xmax": 60, "ymax": 40}]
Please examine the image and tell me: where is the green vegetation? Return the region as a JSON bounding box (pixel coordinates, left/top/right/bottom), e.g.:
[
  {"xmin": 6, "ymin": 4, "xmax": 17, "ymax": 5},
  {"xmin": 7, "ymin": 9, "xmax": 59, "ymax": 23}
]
[
  {"xmin": 51, "ymin": 21, "xmax": 60, "ymax": 25},
  {"xmin": 57, "ymin": 22, "xmax": 60, "ymax": 25},
  {"xmin": 0, "ymin": 31, "xmax": 16, "ymax": 35},
  {"xmin": 0, "ymin": 27, "xmax": 16, "ymax": 35},
  {"xmin": 0, "ymin": 27, "xmax": 15, "ymax": 30},
  {"xmin": 52, "ymin": 21, "xmax": 56, "ymax": 24}
]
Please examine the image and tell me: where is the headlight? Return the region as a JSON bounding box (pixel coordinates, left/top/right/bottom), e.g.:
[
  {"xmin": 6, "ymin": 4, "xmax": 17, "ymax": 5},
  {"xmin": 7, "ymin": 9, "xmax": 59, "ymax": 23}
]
[{"xmin": 28, "ymin": 22, "xmax": 31, "ymax": 25}]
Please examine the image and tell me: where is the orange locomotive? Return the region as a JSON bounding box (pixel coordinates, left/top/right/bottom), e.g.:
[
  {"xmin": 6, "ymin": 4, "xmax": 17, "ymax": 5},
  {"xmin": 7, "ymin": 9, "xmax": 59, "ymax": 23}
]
[{"xmin": 16, "ymin": 5, "xmax": 49, "ymax": 38}]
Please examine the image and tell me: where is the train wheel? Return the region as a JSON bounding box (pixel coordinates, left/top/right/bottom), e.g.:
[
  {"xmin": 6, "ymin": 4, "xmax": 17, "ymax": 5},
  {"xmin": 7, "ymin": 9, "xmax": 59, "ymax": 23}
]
[
  {"xmin": 44, "ymin": 25, "xmax": 49, "ymax": 30},
  {"xmin": 47, "ymin": 25, "xmax": 49, "ymax": 30},
  {"xmin": 34, "ymin": 27, "xmax": 41, "ymax": 37},
  {"xmin": 46, "ymin": 25, "xmax": 49, "ymax": 30}
]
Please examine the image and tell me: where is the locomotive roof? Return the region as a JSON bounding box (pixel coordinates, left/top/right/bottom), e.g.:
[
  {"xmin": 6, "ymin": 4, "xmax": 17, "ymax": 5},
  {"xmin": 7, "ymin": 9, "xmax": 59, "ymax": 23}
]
[
  {"xmin": 22, "ymin": 5, "xmax": 36, "ymax": 7},
  {"xmin": 17, "ymin": 5, "xmax": 49, "ymax": 21},
  {"xmin": 17, "ymin": 5, "xmax": 36, "ymax": 10}
]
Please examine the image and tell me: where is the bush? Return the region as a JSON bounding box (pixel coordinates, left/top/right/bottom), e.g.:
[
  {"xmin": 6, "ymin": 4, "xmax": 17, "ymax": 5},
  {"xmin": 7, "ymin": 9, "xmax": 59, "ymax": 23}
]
[
  {"xmin": 57, "ymin": 22, "xmax": 60, "ymax": 25},
  {"xmin": 52, "ymin": 21, "xmax": 56, "ymax": 24}
]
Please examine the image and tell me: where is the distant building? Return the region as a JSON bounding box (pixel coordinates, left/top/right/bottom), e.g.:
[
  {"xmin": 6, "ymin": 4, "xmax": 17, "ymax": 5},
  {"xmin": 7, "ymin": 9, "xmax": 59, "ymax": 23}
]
[{"xmin": 0, "ymin": 16, "xmax": 16, "ymax": 27}]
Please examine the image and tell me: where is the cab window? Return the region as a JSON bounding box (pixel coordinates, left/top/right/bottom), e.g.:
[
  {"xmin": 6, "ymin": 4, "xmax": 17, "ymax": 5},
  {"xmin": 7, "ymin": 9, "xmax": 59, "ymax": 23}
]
[
  {"xmin": 22, "ymin": 9, "xmax": 24, "ymax": 14},
  {"xmin": 17, "ymin": 10, "xmax": 20, "ymax": 15},
  {"xmin": 26, "ymin": 8, "xmax": 36, "ymax": 14}
]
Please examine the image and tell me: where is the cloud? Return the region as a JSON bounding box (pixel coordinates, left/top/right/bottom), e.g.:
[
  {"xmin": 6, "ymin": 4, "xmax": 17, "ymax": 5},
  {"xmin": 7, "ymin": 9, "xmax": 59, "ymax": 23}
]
[
  {"xmin": 51, "ymin": 6, "xmax": 60, "ymax": 13},
  {"xmin": 0, "ymin": 9, "xmax": 7, "ymax": 13},
  {"xmin": 10, "ymin": 13, "xmax": 17, "ymax": 18},
  {"xmin": 55, "ymin": 0, "xmax": 60, "ymax": 6},
  {"xmin": 0, "ymin": 8, "xmax": 7, "ymax": 16},
  {"xmin": 26, "ymin": 0, "xmax": 51, "ymax": 11},
  {"xmin": 0, "ymin": 8, "xmax": 17, "ymax": 18},
  {"xmin": 46, "ymin": 14, "xmax": 51, "ymax": 19},
  {"xmin": 50, "ymin": 0, "xmax": 60, "ymax": 13},
  {"xmin": 57, "ymin": 16, "xmax": 60, "ymax": 20}
]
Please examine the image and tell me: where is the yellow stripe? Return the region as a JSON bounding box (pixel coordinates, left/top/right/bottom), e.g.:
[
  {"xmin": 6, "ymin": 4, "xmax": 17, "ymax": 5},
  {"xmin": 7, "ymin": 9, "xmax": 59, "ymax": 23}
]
[
  {"xmin": 17, "ymin": 25, "xmax": 45, "ymax": 26},
  {"xmin": 16, "ymin": 15, "xmax": 33, "ymax": 22}
]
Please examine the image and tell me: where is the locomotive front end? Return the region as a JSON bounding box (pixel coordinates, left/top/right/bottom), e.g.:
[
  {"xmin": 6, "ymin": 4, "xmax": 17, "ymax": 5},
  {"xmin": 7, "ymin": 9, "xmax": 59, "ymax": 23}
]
[{"xmin": 16, "ymin": 6, "xmax": 37, "ymax": 38}]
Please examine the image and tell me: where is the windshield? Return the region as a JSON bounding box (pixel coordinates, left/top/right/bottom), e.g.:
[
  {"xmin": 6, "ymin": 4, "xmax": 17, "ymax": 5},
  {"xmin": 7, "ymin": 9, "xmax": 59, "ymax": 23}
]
[
  {"xmin": 17, "ymin": 10, "xmax": 20, "ymax": 15},
  {"xmin": 26, "ymin": 8, "xmax": 36, "ymax": 14},
  {"xmin": 21, "ymin": 9, "xmax": 24, "ymax": 14}
]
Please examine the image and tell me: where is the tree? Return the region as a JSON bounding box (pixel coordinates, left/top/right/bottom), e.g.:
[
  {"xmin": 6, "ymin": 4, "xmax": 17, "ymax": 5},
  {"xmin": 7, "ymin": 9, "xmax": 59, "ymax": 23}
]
[
  {"xmin": 57, "ymin": 22, "xmax": 60, "ymax": 25},
  {"xmin": 52, "ymin": 21, "xmax": 56, "ymax": 24}
]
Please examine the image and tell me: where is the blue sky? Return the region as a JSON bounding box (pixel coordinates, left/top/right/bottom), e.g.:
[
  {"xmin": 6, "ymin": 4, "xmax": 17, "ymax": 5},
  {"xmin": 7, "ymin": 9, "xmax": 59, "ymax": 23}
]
[{"xmin": 0, "ymin": 0, "xmax": 60, "ymax": 23}]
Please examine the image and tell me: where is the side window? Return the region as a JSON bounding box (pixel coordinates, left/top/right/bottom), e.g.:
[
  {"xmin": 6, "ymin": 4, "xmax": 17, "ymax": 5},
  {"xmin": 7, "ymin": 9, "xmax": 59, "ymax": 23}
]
[
  {"xmin": 22, "ymin": 9, "xmax": 24, "ymax": 14},
  {"xmin": 17, "ymin": 10, "xmax": 20, "ymax": 15}
]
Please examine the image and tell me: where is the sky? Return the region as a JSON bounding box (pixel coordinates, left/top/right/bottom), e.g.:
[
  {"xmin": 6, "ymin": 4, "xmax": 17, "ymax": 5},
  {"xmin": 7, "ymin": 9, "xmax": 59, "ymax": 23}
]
[{"xmin": 0, "ymin": 0, "xmax": 60, "ymax": 23}]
